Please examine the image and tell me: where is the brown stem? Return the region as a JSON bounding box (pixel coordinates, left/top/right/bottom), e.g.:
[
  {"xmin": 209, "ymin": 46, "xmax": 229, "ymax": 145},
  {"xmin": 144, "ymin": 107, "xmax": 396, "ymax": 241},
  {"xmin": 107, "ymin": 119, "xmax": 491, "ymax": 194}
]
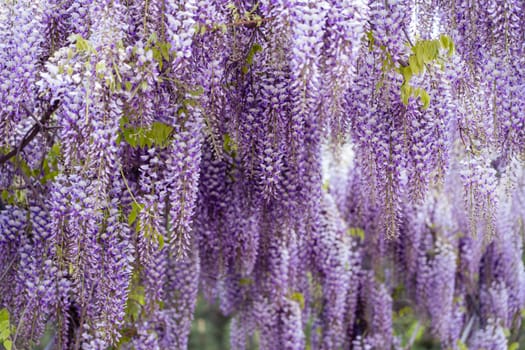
[{"xmin": 0, "ymin": 101, "xmax": 59, "ymax": 166}]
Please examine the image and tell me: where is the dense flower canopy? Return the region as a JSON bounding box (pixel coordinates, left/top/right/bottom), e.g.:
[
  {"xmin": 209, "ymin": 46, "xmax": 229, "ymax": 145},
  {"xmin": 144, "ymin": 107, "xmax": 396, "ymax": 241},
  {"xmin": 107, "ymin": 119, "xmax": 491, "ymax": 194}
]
[{"xmin": 1, "ymin": 0, "xmax": 525, "ymax": 349}]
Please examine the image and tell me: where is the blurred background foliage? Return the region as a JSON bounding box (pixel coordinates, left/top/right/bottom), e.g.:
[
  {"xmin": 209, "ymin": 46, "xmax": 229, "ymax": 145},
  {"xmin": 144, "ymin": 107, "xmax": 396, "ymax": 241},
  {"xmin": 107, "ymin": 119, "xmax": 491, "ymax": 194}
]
[
  {"xmin": 187, "ymin": 294, "xmax": 525, "ymax": 350},
  {"xmin": 189, "ymin": 297, "xmax": 233, "ymax": 350}
]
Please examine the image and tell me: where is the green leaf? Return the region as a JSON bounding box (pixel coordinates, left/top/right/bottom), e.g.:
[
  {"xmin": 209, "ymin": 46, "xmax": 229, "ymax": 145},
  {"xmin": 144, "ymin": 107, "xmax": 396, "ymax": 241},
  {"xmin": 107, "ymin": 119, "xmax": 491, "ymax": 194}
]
[
  {"xmin": 183, "ymin": 98, "xmax": 198, "ymax": 108},
  {"xmin": 347, "ymin": 227, "xmax": 365, "ymax": 241},
  {"xmin": 128, "ymin": 202, "xmax": 142, "ymax": 225},
  {"xmin": 43, "ymin": 171, "xmax": 59, "ymax": 183},
  {"xmin": 0, "ymin": 308, "xmax": 11, "ymax": 341},
  {"xmin": 222, "ymin": 133, "xmax": 238, "ymax": 156},
  {"xmin": 134, "ymin": 286, "xmax": 146, "ymax": 306},
  {"xmin": 0, "ymin": 329, "xmax": 9, "ymax": 341},
  {"xmin": 393, "ymin": 35, "xmax": 454, "ymax": 109},
  {"xmin": 242, "ymin": 43, "xmax": 263, "ymax": 75},
  {"xmin": 159, "ymin": 42, "xmax": 171, "ymax": 61},
  {"xmin": 400, "ymin": 65, "xmax": 412, "ymax": 83},
  {"xmin": 149, "ymin": 122, "xmax": 174, "ymax": 147},
  {"xmin": 397, "ymin": 306, "xmax": 412, "ymax": 317},
  {"xmin": 148, "ymin": 32, "xmax": 158, "ymax": 44},
  {"xmin": 15, "ymin": 189, "xmax": 26, "ymax": 203},
  {"xmin": 366, "ymin": 31, "xmax": 375, "ymax": 50},
  {"xmin": 122, "ymin": 127, "xmax": 138, "ymax": 147},
  {"xmin": 0, "ymin": 324, "xmax": 8, "ymax": 339},
  {"xmin": 409, "ymin": 55, "xmax": 420, "ymax": 75},
  {"xmin": 1, "ymin": 190, "xmax": 8, "ymax": 203},
  {"xmin": 419, "ymin": 89, "xmax": 430, "ymax": 109},
  {"xmin": 152, "ymin": 47, "xmax": 163, "ymax": 70},
  {"xmin": 239, "ymin": 278, "xmax": 253, "ymax": 286},
  {"xmin": 95, "ymin": 61, "xmax": 106, "ymax": 74},
  {"xmin": 430, "ymin": 40, "xmax": 440, "ymax": 59},
  {"xmin": 405, "ymin": 321, "xmax": 424, "ymax": 342},
  {"xmin": 457, "ymin": 340, "xmax": 469, "ymax": 350},
  {"xmin": 509, "ymin": 342, "xmax": 520, "ymax": 350},
  {"xmin": 117, "ymin": 334, "xmax": 132, "ymax": 346},
  {"xmin": 188, "ymin": 86, "xmax": 205, "ymax": 97},
  {"xmin": 246, "ymin": 43, "xmax": 262, "ymax": 65},
  {"xmin": 10, "ymin": 158, "xmax": 35, "ymax": 178},
  {"xmin": 440, "ymin": 34, "xmax": 455, "ymax": 56},
  {"xmin": 125, "ymin": 283, "xmax": 145, "ymax": 324},
  {"xmin": 448, "ymin": 40, "xmax": 455, "ymax": 56},
  {"xmin": 125, "ymin": 300, "xmax": 140, "ymax": 322},
  {"xmin": 120, "ymin": 121, "xmax": 173, "ymax": 149},
  {"xmin": 290, "ymin": 292, "xmax": 305, "ymax": 310},
  {"xmin": 439, "ymin": 35, "xmax": 450, "ymax": 50},
  {"xmin": 401, "ymin": 84, "xmax": 412, "ymax": 105},
  {"xmin": 157, "ymin": 233, "xmax": 164, "ymax": 250},
  {"xmin": 177, "ymin": 106, "xmax": 189, "ymax": 117},
  {"xmin": 503, "ymin": 328, "xmax": 511, "ymax": 337},
  {"xmin": 42, "ymin": 143, "xmax": 61, "ymax": 183},
  {"xmin": 50, "ymin": 143, "xmax": 61, "ymax": 157},
  {"xmin": 3, "ymin": 339, "xmax": 12, "ymax": 350},
  {"xmin": 74, "ymin": 35, "xmax": 88, "ymax": 51}
]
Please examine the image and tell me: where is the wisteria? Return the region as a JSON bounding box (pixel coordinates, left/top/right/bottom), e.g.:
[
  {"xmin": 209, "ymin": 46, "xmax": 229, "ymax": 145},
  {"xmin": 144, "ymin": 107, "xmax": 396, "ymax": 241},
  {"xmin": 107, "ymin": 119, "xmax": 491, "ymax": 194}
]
[{"xmin": 1, "ymin": 0, "xmax": 525, "ymax": 349}]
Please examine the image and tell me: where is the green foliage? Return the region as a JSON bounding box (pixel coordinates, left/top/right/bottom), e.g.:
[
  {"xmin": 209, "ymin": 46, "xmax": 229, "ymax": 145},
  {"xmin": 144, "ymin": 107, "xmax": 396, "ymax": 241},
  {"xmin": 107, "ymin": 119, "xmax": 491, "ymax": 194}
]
[
  {"xmin": 0, "ymin": 190, "xmax": 9, "ymax": 204},
  {"xmin": 126, "ymin": 283, "xmax": 145, "ymax": 322},
  {"xmin": 407, "ymin": 321, "xmax": 425, "ymax": 343},
  {"xmin": 127, "ymin": 202, "xmax": 143, "ymax": 226},
  {"xmin": 72, "ymin": 34, "xmax": 96, "ymax": 54},
  {"xmin": 1, "ymin": 189, "xmax": 26, "ymax": 206},
  {"xmin": 222, "ymin": 133, "xmax": 239, "ymax": 157},
  {"xmin": 510, "ymin": 342, "xmax": 520, "ymax": 350},
  {"xmin": 0, "ymin": 145, "xmax": 37, "ymax": 179},
  {"xmin": 238, "ymin": 278, "xmax": 253, "ymax": 286},
  {"xmin": 42, "ymin": 143, "xmax": 61, "ymax": 183},
  {"xmin": 396, "ymin": 35, "xmax": 454, "ymax": 109},
  {"xmin": 189, "ymin": 298, "xmax": 238, "ymax": 350},
  {"xmin": 439, "ymin": 35, "xmax": 455, "ymax": 57},
  {"xmin": 119, "ymin": 118, "xmax": 174, "ymax": 148},
  {"xmin": 141, "ymin": 210, "xmax": 163, "ymax": 248},
  {"xmin": 367, "ymin": 30, "xmax": 454, "ymax": 109},
  {"xmin": 116, "ymin": 271, "xmax": 145, "ymax": 347},
  {"xmin": 366, "ymin": 30, "xmax": 375, "ymax": 50},
  {"xmin": 290, "ymin": 292, "xmax": 305, "ymax": 310},
  {"xmin": 347, "ymin": 227, "xmax": 365, "ymax": 241},
  {"xmin": 95, "ymin": 60, "xmax": 106, "ymax": 79},
  {"xmin": 392, "ymin": 306, "xmax": 442, "ymax": 350},
  {"xmin": 0, "ymin": 143, "xmax": 60, "ymax": 205},
  {"xmin": 188, "ymin": 86, "xmax": 205, "ymax": 97},
  {"xmin": 148, "ymin": 33, "xmax": 171, "ymax": 71},
  {"xmin": 242, "ymin": 43, "xmax": 263, "ymax": 75},
  {"xmin": 67, "ymin": 34, "xmax": 124, "ymax": 92},
  {"xmin": 127, "ymin": 201, "xmax": 164, "ymax": 249},
  {"xmin": 457, "ymin": 340, "xmax": 469, "ymax": 350},
  {"xmin": 0, "ymin": 309, "xmax": 13, "ymax": 350}
]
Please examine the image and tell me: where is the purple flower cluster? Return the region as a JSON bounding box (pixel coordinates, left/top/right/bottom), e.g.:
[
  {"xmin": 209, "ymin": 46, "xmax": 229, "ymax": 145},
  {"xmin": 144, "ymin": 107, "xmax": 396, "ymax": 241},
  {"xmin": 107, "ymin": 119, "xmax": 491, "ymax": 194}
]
[{"xmin": 1, "ymin": 0, "xmax": 525, "ymax": 349}]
